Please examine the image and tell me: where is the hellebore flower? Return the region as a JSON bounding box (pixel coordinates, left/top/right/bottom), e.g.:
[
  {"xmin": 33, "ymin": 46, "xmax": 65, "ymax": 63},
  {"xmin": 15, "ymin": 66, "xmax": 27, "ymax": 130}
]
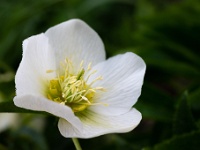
[{"xmin": 14, "ymin": 19, "xmax": 146, "ymax": 138}]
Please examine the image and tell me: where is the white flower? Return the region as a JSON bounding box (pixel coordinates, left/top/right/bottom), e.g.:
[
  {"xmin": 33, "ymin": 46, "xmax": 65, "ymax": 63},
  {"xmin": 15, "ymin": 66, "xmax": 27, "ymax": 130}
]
[{"xmin": 14, "ymin": 19, "xmax": 146, "ymax": 138}]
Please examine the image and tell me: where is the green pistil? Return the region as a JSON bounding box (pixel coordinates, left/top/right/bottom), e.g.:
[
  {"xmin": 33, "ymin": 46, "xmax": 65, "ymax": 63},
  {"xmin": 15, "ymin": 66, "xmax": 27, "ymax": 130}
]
[{"xmin": 77, "ymin": 69, "xmax": 85, "ymax": 80}]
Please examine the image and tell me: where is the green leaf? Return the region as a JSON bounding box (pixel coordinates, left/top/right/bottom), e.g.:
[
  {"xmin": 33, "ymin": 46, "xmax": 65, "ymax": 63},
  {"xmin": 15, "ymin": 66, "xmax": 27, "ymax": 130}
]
[
  {"xmin": 6, "ymin": 127, "xmax": 48, "ymax": 150},
  {"xmin": 135, "ymin": 83, "xmax": 174, "ymax": 122},
  {"xmin": 153, "ymin": 130, "xmax": 200, "ymax": 150},
  {"xmin": 0, "ymin": 144, "xmax": 7, "ymax": 150},
  {"xmin": 188, "ymin": 87, "xmax": 200, "ymax": 110},
  {"xmin": 173, "ymin": 91, "xmax": 197, "ymax": 135}
]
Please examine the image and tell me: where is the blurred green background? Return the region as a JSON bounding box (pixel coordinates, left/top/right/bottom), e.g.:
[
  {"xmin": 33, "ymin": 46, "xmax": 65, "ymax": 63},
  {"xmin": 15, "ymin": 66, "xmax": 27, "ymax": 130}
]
[{"xmin": 0, "ymin": 0, "xmax": 200, "ymax": 149}]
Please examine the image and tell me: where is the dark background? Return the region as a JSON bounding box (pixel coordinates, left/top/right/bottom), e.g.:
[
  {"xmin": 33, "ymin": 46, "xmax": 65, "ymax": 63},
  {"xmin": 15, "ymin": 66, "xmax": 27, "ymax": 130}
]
[{"xmin": 0, "ymin": 0, "xmax": 200, "ymax": 149}]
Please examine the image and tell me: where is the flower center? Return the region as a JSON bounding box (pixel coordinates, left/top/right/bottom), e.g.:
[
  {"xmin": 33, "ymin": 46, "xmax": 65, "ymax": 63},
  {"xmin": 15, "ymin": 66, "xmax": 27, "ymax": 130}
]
[{"xmin": 46, "ymin": 59, "xmax": 104, "ymax": 113}]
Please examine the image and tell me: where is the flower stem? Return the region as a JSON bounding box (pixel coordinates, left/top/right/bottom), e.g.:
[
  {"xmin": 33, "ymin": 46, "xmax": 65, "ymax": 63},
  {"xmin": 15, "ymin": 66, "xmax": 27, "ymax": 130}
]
[{"xmin": 72, "ymin": 138, "xmax": 82, "ymax": 150}]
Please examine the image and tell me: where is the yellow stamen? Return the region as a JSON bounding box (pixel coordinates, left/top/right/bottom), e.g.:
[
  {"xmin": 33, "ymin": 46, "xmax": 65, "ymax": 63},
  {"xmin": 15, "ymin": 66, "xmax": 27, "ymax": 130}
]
[{"xmin": 46, "ymin": 59, "xmax": 106, "ymax": 113}]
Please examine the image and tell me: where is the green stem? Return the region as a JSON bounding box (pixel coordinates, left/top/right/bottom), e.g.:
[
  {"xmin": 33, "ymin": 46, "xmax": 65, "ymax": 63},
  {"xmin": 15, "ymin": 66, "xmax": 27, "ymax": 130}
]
[{"xmin": 72, "ymin": 138, "xmax": 82, "ymax": 150}]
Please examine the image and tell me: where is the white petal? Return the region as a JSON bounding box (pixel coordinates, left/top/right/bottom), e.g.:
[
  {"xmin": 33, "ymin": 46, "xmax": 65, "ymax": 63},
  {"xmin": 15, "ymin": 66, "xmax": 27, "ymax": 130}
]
[
  {"xmin": 22, "ymin": 38, "xmax": 28, "ymax": 53},
  {"xmin": 58, "ymin": 108, "xmax": 141, "ymax": 138},
  {"xmin": 87, "ymin": 52, "xmax": 146, "ymax": 116},
  {"xmin": 15, "ymin": 34, "xmax": 56, "ymax": 96},
  {"xmin": 14, "ymin": 95, "xmax": 82, "ymax": 130},
  {"xmin": 45, "ymin": 19, "xmax": 106, "ymax": 71}
]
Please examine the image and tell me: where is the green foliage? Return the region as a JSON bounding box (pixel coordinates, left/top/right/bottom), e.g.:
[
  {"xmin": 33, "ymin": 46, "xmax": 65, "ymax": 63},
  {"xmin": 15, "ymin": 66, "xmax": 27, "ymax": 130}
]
[
  {"xmin": 152, "ymin": 91, "xmax": 200, "ymax": 150},
  {"xmin": 0, "ymin": 0, "xmax": 200, "ymax": 149},
  {"xmin": 0, "ymin": 127, "xmax": 48, "ymax": 150},
  {"xmin": 153, "ymin": 131, "xmax": 200, "ymax": 150},
  {"xmin": 173, "ymin": 92, "xmax": 197, "ymax": 135}
]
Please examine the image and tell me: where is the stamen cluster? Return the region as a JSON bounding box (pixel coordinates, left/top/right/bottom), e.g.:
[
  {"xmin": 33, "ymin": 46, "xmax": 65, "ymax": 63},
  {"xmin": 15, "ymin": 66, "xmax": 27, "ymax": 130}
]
[{"xmin": 47, "ymin": 59, "xmax": 104, "ymax": 112}]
